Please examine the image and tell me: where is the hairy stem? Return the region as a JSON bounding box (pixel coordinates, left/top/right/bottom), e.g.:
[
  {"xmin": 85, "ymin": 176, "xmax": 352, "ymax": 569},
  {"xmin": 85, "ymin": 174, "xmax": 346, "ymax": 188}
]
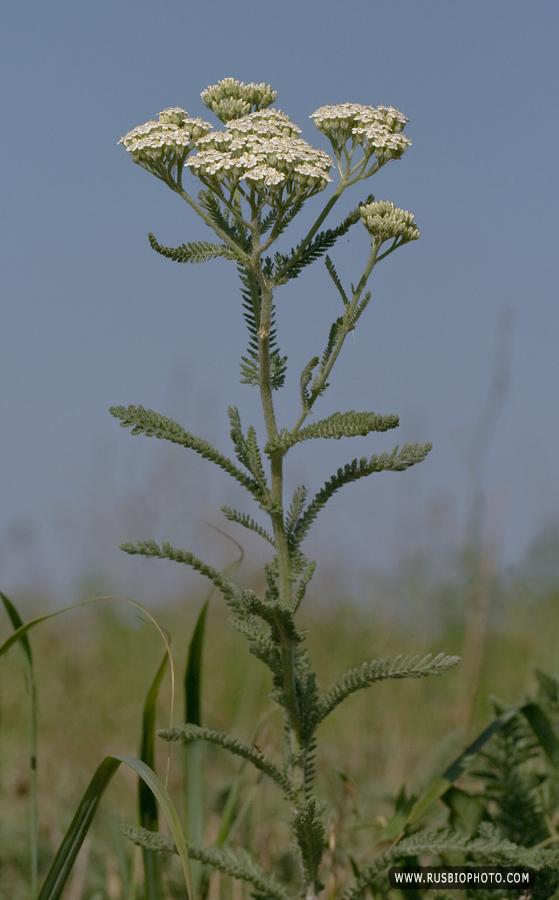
[
  {"xmin": 248, "ymin": 221, "xmax": 305, "ymax": 780},
  {"xmin": 175, "ymin": 186, "xmax": 252, "ymax": 265}
]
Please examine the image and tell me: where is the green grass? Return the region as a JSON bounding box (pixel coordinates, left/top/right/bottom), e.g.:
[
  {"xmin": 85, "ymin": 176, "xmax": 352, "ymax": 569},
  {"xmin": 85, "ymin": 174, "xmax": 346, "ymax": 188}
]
[{"xmin": 1, "ymin": 581, "xmax": 558, "ymax": 899}]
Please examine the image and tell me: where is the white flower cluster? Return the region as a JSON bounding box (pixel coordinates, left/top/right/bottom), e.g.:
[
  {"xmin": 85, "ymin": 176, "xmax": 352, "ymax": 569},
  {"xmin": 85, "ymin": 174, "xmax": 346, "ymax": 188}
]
[
  {"xmin": 186, "ymin": 109, "xmax": 333, "ymax": 199},
  {"xmin": 118, "ymin": 108, "xmax": 212, "ymax": 172},
  {"xmin": 201, "ymin": 78, "xmax": 277, "ymax": 123},
  {"xmin": 310, "ymin": 103, "xmax": 411, "ymax": 161},
  {"xmin": 360, "ymin": 201, "xmax": 419, "ymax": 243}
]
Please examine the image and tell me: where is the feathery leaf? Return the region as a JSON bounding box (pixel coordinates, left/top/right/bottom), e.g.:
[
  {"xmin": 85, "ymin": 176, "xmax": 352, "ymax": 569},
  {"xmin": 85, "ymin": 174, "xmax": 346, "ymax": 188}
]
[
  {"xmin": 121, "ymin": 826, "xmax": 291, "ymax": 900},
  {"xmin": 148, "ymin": 233, "xmax": 239, "ymax": 263},
  {"xmin": 291, "ymin": 797, "xmax": 326, "ymax": 891},
  {"xmin": 221, "ymin": 507, "xmax": 276, "ymax": 546},
  {"xmin": 317, "ymin": 654, "xmax": 460, "ymax": 725},
  {"xmin": 265, "ymin": 411, "xmax": 400, "ymax": 455},
  {"xmin": 158, "ymin": 724, "xmax": 296, "ymax": 801},
  {"xmin": 110, "ymin": 405, "xmax": 264, "ymax": 501},
  {"xmin": 119, "ymin": 540, "xmax": 239, "ymax": 601},
  {"xmin": 324, "ymin": 255, "xmax": 349, "ymax": 306},
  {"xmin": 292, "ymin": 443, "xmax": 432, "ymax": 547}
]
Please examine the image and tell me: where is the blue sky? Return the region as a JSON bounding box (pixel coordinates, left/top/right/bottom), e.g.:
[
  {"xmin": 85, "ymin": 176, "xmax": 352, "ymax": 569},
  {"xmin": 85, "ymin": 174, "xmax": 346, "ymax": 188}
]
[{"xmin": 1, "ymin": 0, "xmax": 558, "ymax": 603}]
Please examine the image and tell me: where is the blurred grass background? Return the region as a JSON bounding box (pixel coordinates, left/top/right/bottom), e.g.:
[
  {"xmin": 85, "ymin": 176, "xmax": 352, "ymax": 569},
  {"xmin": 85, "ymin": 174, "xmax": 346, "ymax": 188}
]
[{"xmin": 2, "ymin": 560, "xmax": 559, "ymax": 899}]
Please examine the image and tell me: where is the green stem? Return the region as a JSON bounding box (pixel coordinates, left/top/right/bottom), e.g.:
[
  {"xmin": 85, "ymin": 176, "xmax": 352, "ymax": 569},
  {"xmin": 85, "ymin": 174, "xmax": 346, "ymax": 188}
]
[
  {"xmin": 248, "ymin": 219, "xmax": 303, "ymax": 751},
  {"xmin": 274, "ymin": 184, "xmax": 346, "ymax": 283},
  {"xmin": 174, "ymin": 186, "xmax": 252, "ymax": 266},
  {"xmin": 257, "ymin": 282, "xmax": 295, "ymax": 610},
  {"xmin": 292, "ymin": 241, "xmax": 380, "ymax": 434}
]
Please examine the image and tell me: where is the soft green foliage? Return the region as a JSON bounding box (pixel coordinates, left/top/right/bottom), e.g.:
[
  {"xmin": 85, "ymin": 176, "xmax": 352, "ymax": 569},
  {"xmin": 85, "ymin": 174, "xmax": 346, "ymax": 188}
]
[
  {"xmin": 316, "ymin": 653, "xmax": 461, "ymax": 726},
  {"xmin": 440, "ymin": 675, "xmax": 559, "ymax": 899},
  {"xmin": 160, "ymin": 725, "xmax": 297, "ymax": 801},
  {"xmin": 148, "ymin": 232, "xmax": 239, "ymax": 263},
  {"xmin": 122, "ymin": 825, "xmax": 292, "ymax": 900},
  {"xmin": 110, "ymin": 404, "xmax": 265, "ymax": 500},
  {"xmin": 343, "ymin": 823, "xmax": 559, "ymax": 900},
  {"xmin": 120, "ymin": 539, "xmax": 240, "ymax": 602}
]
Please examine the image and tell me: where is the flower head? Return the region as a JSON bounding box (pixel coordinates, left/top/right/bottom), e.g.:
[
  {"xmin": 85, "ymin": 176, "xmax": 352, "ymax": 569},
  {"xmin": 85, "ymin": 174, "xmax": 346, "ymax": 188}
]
[
  {"xmin": 310, "ymin": 103, "xmax": 410, "ymax": 162},
  {"xmin": 186, "ymin": 109, "xmax": 333, "ymax": 203},
  {"xmin": 360, "ymin": 201, "xmax": 419, "ymax": 244},
  {"xmin": 201, "ymin": 78, "xmax": 277, "ymax": 123},
  {"xmin": 118, "ymin": 108, "xmax": 212, "ymax": 182}
]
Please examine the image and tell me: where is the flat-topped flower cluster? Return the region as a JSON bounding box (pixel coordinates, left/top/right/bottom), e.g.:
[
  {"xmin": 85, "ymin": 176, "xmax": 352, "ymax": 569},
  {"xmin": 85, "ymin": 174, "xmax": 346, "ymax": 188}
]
[
  {"xmin": 118, "ymin": 79, "xmax": 414, "ymax": 215},
  {"xmin": 311, "ymin": 102, "xmax": 411, "ymax": 161},
  {"xmin": 118, "ymin": 108, "xmax": 212, "ymax": 176},
  {"xmin": 186, "ymin": 109, "xmax": 333, "ymax": 198}
]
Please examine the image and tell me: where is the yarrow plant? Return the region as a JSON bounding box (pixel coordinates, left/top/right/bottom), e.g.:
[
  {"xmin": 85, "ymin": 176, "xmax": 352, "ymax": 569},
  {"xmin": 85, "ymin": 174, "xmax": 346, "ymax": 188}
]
[{"xmin": 112, "ymin": 77, "xmax": 464, "ymax": 898}]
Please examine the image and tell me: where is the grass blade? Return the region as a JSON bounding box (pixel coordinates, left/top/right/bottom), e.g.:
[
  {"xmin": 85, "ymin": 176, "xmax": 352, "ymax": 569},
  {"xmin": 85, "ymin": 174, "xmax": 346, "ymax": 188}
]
[
  {"xmin": 36, "ymin": 755, "xmax": 122, "ymax": 900},
  {"xmin": 404, "ymin": 707, "xmax": 519, "ymax": 827},
  {"xmin": 1, "ymin": 592, "xmax": 39, "ymax": 896},
  {"xmin": 36, "ymin": 754, "xmax": 192, "ymax": 900},
  {"xmin": 521, "ymin": 701, "xmax": 559, "ymax": 769},
  {"xmin": 185, "ymin": 600, "xmax": 208, "ymax": 727},
  {"xmin": 184, "ymin": 600, "xmax": 209, "ymax": 897},
  {"xmin": 140, "ymin": 651, "xmax": 169, "ymax": 900}
]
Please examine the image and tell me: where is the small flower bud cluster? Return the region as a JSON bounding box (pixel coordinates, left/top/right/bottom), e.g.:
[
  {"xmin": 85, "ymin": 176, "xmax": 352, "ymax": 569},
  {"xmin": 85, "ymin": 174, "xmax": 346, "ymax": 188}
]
[
  {"xmin": 360, "ymin": 201, "xmax": 419, "ymax": 244},
  {"xmin": 186, "ymin": 109, "xmax": 333, "ymax": 201},
  {"xmin": 118, "ymin": 108, "xmax": 212, "ymax": 178},
  {"xmin": 310, "ymin": 103, "xmax": 411, "ymax": 162},
  {"xmin": 201, "ymin": 78, "xmax": 277, "ymax": 123}
]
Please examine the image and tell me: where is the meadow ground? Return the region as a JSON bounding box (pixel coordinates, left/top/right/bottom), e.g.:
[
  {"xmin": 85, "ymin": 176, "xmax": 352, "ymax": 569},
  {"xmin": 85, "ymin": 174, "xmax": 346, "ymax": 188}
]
[{"xmin": 1, "ymin": 574, "xmax": 558, "ymax": 899}]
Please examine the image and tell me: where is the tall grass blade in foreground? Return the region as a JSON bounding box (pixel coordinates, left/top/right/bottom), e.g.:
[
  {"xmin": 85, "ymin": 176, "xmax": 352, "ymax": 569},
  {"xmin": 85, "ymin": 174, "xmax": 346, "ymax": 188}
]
[
  {"xmin": 36, "ymin": 755, "xmax": 192, "ymax": 900},
  {"xmin": 139, "ymin": 650, "xmax": 169, "ymax": 900},
  {"xmin": 1, "ymin": 591, "xmax": 39, "ymax": 897},
  {"xmin": 183, "ymin": 599, "xmax": 208, "ymax": 897},
  {"xmin": 0, "ymin": 595, "xmax": 176, "ymax": 898}
]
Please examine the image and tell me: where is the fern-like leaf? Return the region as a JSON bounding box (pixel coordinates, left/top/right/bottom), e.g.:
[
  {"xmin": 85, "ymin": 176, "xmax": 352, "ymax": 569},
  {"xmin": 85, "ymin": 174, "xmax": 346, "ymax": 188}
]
[
  {"xmin": 237, "ymin": 266, "xmax": 287, "ymax": 390},
  {"xmin": 246, "ymin": 426, "xmax": 268, "ymax": 485},
  {"xmin": 325, "ymin": 255, "xmax": 349, "ymax": 306},
  {"xmin": 265, "ymin": 411, "xmax": 400, "ymax": 455},
  {"xmin": 300, "ymin": 357, "xmax": 319, "ymax": 412},
  {"xmin": 198, "ymin": 189, "xmax": 247, "ymax": 245},
  {"xmin": 121, "ymin": 826, "xmax": 291, "ymax": 900},
  {"xmin": 228, "ymin": 612, "xmax": 278, "ymax": 655},
  {"xmin": 110, "ymin": 405, "xmax": 264, "ymax": 500},
  {"xmin": 227, "ymin": 408, "xmax": 269, "ymax": 492},
  {"xmin": 229, "ymin": 591, "xmax": 302, "ymax": 645},
  {"xmin": 317, "ymin": 654, "xmax": 460, "ymax": 726},
  {"xmin": 119, "ymin": 540, "xmax": 239, "ymax": 602},
  {"xmin": 292, "ymin": 443, "xmax": 432, "ymax": 547},
  {"xmin": 472, "ymin": 699, "xmax": 548, "ymax": 847},
  {"xmin": 285, "ymin": 487, "xmax": 308, "ymax": 536},
  {"xmin": 221, "ymin": 507, "xmax": 275, "ymax": 546},
  {"xmin": 351, "ymin": 290, "xmax": 372, "ymax": 327},
  {"xmin": 343, "ymin": 824, "xmax": 559, "ymax": 900},
  {"xmin": 274, "ymin": 207, "xmax": 363, "ymax": 283},
  {"xmin": 227, "ymin": 610, "xmax": 283, "ymax": 677},
  {"xmin": 293, "ymin": 560, "xmax": 317, "ymax": 613},
  {"xmin": 291, "ymin": 797, "xmax": 326, "ymax": 891},
  {"xmin": 148, "ymin": 233, "xmax": 238, "ymax": 263},
  {"xmin": 158, "ymin": 724, "xmax": 296, "ymax": 801},
  {"xmin": 314, "ymin": 317, "xmax": 344, "ymax": 383}
]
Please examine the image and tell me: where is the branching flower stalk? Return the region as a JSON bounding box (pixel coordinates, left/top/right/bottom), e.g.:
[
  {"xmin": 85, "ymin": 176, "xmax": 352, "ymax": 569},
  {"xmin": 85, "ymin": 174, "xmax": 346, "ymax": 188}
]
[{"xmin": 116, "ymin": 78, "xmax": 459, "ymax": 900}]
